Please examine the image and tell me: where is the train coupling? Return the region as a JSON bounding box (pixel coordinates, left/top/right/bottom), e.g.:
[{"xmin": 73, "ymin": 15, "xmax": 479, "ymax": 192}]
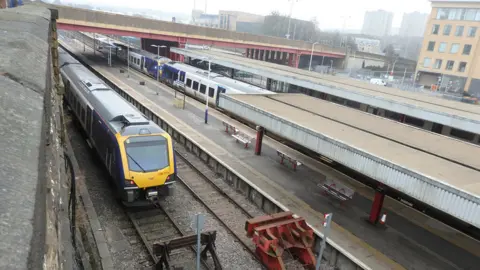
[{"xmin": 146, "ymin": 188, "xmax": 159, "ymax": 202}]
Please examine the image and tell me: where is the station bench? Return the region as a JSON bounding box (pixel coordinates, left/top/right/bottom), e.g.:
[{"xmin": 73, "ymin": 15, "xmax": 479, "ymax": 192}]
[
  {"xmin": 319, "ymin": 182, "xmax": 354, "ymax": 206},
  {"xmin": 232, "ymin": 132, "xmax": 252, "ymax": 148},
  {"xmin": 277, "ymin": 150, "xmax": 302, "ymax": 171},
  {"xmin": 222, "ymin": 121, "xmax": 238, "ymax": 134}
]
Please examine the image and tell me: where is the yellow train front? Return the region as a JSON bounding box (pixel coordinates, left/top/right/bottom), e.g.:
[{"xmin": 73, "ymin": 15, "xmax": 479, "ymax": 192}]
[{"xmin": 59, "ymin": 48, "xmax": 176, "ymax": 206}]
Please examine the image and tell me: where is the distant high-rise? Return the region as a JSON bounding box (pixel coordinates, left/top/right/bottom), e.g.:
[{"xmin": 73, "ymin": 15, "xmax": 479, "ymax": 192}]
[
  {"xmin": 399, "ymin": 12, "xmax": 429, "ymax": 37},
  {"xmin": 361, "ymin": 10, "xmax": 394, "ymax": 37}
]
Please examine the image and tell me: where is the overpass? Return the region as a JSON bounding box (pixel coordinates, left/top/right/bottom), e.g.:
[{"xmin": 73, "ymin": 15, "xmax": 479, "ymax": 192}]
[{"xmin": 39, "ymin": 3, "xmax": 345, "ymax": 68}]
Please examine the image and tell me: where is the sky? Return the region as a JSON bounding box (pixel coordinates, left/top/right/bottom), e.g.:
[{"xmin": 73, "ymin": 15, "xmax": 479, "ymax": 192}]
[{"xmin": 58, "ymin": 0, "xmax": 432, "ymax": 30}]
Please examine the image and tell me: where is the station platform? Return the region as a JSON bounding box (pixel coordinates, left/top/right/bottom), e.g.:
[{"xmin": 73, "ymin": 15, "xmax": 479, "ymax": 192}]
[
  {"xmin": 60, "ymin": 38, "xmax": 480, "ymax": 270},
  {"xmin": 172, "ymin": 47, "xmax": 480, "ymax": 135},
  {"xmin": 219, "ymin": 94, "xmax": 480, "ymax": 230}
]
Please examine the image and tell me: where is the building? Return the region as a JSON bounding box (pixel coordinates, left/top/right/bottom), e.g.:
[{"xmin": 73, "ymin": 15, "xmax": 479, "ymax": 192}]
[
  {"xmin": 354, "ymin": 37, "xmax": 382, "ymax": 53},
  {"xmin": 191, "ymin": 10, "xmax": 220, "ymax": 28},
  {"xmin": 416, "ymin": 0, "xmax": 480, "ymax": 96},
  {"xmin": 219, "ymin": 10, "xmax": 264, "ymax": 34},
  {"xmin": 399, "ymin": 12, "xmax": 429, "ymax": 37},
  {"xmin": 361, "ymin": 10, "xmax": 394, "ymax": 37}
]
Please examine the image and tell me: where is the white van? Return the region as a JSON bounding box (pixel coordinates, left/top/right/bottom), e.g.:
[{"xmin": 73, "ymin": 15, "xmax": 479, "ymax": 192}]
[{"xmin": 369, "ymin": 78, "xmax": 387, "ymax": 86}]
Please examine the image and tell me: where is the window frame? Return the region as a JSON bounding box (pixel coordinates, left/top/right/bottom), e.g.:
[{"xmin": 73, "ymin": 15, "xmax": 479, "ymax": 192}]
[
  {"xmin": 463, "ymin": 44, "xmax": 472, "ymax": 55},
  {"xmin": 427, "ymin": 41, "xmax": 435, "ymax": 51},
  {"xmin": 438, "ymin": 42, "xmax": 447, "ymax": 53},
  {"xmin": 450, "ymin": 43, "xmax": 460, "ymax": 54},
  {"xmin": 458, "ymin": 62, "xmax": 467, "ymax": 72},
  {"xmin": 443, "ymin": 24, "xmax": 452, "ymax": 35},
  {"xmin": 446, "ymin": 60, "xmax": 455, "ymax": 70},
  {"xmin": 434, "ymin": 59, "xmax": 443, "ymax": 69},
  {"xmin": 455, "ymin": 25, "xmax": 464, "ymax": 37}
]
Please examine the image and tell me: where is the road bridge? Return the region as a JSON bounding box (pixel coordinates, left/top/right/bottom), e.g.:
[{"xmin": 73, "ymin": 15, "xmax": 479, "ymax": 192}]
[{"xmin": 37, "ymin": 2, "xmax": 345, "ymax": 68}]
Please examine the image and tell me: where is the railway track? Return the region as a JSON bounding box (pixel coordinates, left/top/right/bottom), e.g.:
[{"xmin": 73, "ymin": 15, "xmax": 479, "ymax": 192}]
[{"xmin": 174, "ymin": 144, "xmax": 305, "ymax": 269}]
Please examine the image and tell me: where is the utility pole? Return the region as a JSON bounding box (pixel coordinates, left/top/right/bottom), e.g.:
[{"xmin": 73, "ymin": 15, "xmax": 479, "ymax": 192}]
[
  {"xmin": 286, "ymin": 0, "xmax": 298, "ymax": 39},
  {"xmin": 316, "ymin": 213, "xmax": 333, "ymax": 270}
]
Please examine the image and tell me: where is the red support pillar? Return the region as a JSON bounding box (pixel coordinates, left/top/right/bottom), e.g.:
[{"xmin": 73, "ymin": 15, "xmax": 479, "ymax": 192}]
[
  {"xmin": 254, "ymin": 126, "xmax": 265, "ymax": 156},
  {"xmin": 288, "ymin": 53, "xmax": 301, "ymax": 68},
  {"xmin": 369, "ymin": 186, "xmax": 386, "ymax": 225}
]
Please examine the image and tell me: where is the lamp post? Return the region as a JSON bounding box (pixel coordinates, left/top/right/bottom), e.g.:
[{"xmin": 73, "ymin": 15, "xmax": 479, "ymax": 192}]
[
  {"xmin": 200, "ymin": 56, "xmax": 211, "ymax": 124},
  {"xmin": 309, "ymin": 42, "xmax": 319, "ymax": 72},
  {"xmin": 151, "ymin": 44, "xmax": 167, "ymax": 82},
  {"xmin": 286, "ymin": 0, "xmax": 298, "ymax": 39}
]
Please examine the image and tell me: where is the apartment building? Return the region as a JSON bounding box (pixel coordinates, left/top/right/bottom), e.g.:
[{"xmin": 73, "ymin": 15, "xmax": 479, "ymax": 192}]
[{"xmin": 416, "ymin": 0, "xmax": 480, "ymax": 96}]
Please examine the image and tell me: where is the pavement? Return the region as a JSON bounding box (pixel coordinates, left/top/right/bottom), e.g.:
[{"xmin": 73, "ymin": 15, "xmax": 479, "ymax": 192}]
[
  {"xmin": 62, "ymin": 37, "xmax": 480, "ymax": 270},
  {"xmin": 0, "ymin": 5, "xmax": 59, "ymax": 270}
]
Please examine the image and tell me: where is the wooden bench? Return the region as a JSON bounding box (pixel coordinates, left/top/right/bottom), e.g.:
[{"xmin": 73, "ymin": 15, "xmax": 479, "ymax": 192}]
[
  {"xmin": 318, "ymin": 181, "xmax": 354, "ymax": 206},
  {"xmin": 277, "ymin": 150, "xmax": 302, "ymax": 171},
  {"xmin": 232, "ymin": 133, "xmax": 252, "ymax": 148},
  {"xmin": 222, "ymin": 121, "xmax": 238, "ymax": 134}
]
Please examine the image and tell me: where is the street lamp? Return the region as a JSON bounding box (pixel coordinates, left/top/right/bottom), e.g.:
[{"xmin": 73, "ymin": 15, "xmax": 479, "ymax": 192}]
[
  {"xmin": 199, "ymin": 56, "xmax": 211, "ymax": 124},
  {"xmin": 309, "ymin": 42, "xmax": 319, "ymax": 71},
  {"xmin": 286, "ymin": 0, "xmax": 298, "ymax": 39},
  {"xmin": 151, "ymin": 44, "xmax": 167, "ymax": 82}
]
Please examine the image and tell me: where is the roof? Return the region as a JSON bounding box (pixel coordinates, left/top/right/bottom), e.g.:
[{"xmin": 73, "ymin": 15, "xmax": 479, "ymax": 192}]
[
  {"xmin": 172, "ymin": 47, "xmax": 480, "ymax": 135},
  {"xmin": 219, "ymin": 93, "xmax": 480, "ymax": 228}
]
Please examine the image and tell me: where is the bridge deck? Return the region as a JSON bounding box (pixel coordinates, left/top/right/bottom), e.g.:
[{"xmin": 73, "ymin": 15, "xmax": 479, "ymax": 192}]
[
  {"xmin": 219, "ymin": 94, "xmax": 480, "ymax": 228},
  {"xmin": 173, "ymin": 47, "xmax": 480, "ymax": 135}
]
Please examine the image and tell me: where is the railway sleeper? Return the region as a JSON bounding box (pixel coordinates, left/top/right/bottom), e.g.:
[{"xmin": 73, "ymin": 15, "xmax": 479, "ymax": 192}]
[{"xmin": 153, "ymin": 230, "xmax": 223, "ymax": 270}]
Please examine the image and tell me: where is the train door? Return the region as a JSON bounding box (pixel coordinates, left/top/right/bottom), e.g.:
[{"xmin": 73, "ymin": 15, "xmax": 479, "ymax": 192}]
[
  {"xmin": 216, "ymin": 86, "xmax": 226, "ymax": 106},
  {"xmin": 86, "ymin": 106, "xmax": 92, "ymax": 137},
  {"xmin": 141, "ymin": 56, "xmax": 146, "ymax": 73}
]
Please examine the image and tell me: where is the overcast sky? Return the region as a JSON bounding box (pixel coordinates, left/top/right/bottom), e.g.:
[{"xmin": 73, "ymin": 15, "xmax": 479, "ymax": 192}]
[{"xmin": 61, "ymin": 0, "xmax": 432, "ymax": 29}]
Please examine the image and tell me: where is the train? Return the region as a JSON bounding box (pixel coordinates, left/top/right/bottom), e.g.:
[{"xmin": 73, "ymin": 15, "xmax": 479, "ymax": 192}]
[
  {"xmin": 160, "ymin": 62, "xmax": 275, "ymax": 107},
  {"xmin": 116, "ymin": 47, "xmax": 171, "ymax": 80},
  {"xmin": 112, "ymin": 45, "xmax": 275, "ymax": 107},
  {"xmin": 59, "ymin": 47, "xmax": 177, "ymax": 205}
]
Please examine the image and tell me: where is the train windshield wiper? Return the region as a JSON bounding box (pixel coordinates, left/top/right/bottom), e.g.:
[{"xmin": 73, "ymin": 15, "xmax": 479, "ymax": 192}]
[{"xmin": 126, "ymin": 152, "xmax": 146, "ymax": 173}]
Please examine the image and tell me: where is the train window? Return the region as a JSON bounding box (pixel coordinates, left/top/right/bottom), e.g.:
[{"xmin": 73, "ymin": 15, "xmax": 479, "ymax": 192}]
[
  {"xmin": 200, "ymin": 84, "xmax": 206, "ymax": 94},
  {"xmin": 180, "ymin": 73, "xmax": 185, "ymax": 82},
  {"xmin": 186, "ymin": 79, "xmax": 192, "ymax": 88},
  {"xmin": 450, "ymin": 128, "xmax": 475, "ymax": 141},
  {"xmin": 76, "ymin": 100, "xmax": 80, "ymax": 115},
  {"xmin": 208, "ymin": 87, "xmax": 215, "ymax": 97},
  {"xmin": 81, "ymin": 107, "xmax": 86, "ymax": 123},
  {"xmin": 193, "ymin": 81, "xmax": 199, "ymax": 91}
]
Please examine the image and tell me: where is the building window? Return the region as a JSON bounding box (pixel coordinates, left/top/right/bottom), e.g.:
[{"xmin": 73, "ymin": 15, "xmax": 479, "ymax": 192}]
[
  {"xmin": 463, "ymin": 44, "xmax": 472, "ymax": 55},
  {"xmin": 427, "ymin": 41, "xmax": 435, "ymax": 51},
  {"xmin": 458, "ymin": 62, "xmax": 467, "ymax": 72},
  {"xmin": 468, "ymin": 26, "xmax": 477, "ymax": 37},
  {"xmin": 464, "ymin": 9, "xmax": 477, "ymax": 20},
  {"xmin": 439, "ymin": 42, "xmax": 447, "ymax": 52},
  {"xmin": 423, "ymin": 57, "xmax": 432, "ymax": 68},
  {"xmin": 455, "ymin": 25, "xmax": 464, "ymax": 36},
  {"xmin": 443, "ymin": 24, "xmax": 452, "ymax": 35},
  {"xmin": 434, "ymin": 59, "xmax": 443, "ymax": 69},
  {"xmin": 446, "ymin": 60, "xmax": 455, "ymax": 70},
  {"xmin": 450, "ymin": 43, "xmax": 460, "ymax": 53},
  {"xmin": 437, "ymin": 8, "xmax": 448, "ymax": 20},
  {"xmin": 432, "ymin": 24, "xmax": 440, "ymax": 34},
  {"xmin": 448, "ymin": 8, "xmax": 463, "ymax": 20}
]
